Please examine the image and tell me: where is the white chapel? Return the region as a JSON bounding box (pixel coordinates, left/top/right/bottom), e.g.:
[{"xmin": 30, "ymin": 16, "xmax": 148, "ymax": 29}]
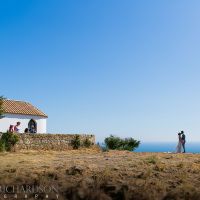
[{"xmin": 0, "ymin": 99, "xmax": 48, "ymax": 133}]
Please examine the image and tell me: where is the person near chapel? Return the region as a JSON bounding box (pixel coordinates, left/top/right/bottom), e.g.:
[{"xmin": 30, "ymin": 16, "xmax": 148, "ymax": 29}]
[
  {"xmin": 30, "ymin": 125, "xmax": 36, "ymax": 133},
  {"xmin": 24, "ymin": 128, "xmax": 29, "ymax": 133},
  {"xmin": 9, "ymin": 122, "xmax": 21, "ymax": 133}
]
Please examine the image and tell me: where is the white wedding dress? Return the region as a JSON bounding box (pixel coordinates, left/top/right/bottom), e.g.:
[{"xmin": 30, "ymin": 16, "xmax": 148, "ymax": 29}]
[{"xmin": 176, "ymin": 135, "xmax": 182, "ymax": 153}]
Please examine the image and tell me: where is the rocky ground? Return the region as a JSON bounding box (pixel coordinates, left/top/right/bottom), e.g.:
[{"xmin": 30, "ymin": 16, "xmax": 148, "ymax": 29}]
[{"xmin": 0, "ymin": 148, "xmax": 200, "ymax": 200}]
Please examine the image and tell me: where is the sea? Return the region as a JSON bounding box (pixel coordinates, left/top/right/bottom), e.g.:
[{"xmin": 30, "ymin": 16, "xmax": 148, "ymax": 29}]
[
  {"xmin": 98, "ymin": 142, "xmax": 200, "ymax": 153},
  {"xmin": 135, "ymin": 142, "xmax": 200, "ymax": 153}
]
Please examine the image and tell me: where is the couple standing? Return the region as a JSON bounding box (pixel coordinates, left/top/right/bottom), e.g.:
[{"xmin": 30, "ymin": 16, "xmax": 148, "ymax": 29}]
[{"xmin": 176, "ymin": 131, "xmax": 186, "ymax": 153}]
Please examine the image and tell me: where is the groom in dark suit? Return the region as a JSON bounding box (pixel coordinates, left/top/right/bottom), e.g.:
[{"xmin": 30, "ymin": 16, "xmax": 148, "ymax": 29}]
[{"xmin": 181, "ymin": 131, "xmax": 186, "ymax": 153}]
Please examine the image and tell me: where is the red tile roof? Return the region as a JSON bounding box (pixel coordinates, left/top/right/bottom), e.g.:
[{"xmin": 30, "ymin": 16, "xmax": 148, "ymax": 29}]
[{"xmin": 2, "ymin": 99, "xmax": 48, "ymax": 118}]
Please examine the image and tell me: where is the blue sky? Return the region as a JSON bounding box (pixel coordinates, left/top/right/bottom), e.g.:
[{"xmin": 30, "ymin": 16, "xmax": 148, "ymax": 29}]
[{"xmin": 1, "ymin": 0, "xmax": 200, "ymax": 142}]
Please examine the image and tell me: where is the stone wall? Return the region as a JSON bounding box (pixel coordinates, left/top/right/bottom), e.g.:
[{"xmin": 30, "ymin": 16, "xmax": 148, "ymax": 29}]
[{"xmin": 0, "ymin": 133, "xmax": 95, "ymax": 151}]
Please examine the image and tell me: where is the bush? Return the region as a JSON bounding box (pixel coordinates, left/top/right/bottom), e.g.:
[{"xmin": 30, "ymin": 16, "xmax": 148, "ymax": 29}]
[
  {"xmin": 104, "ymin": 135, "xmax": 140, "ymax": 151},
  {"xmin": 0, "ymin": 132, "xmax": 19, "ymax": 152},
  {"xmin": 71, "ymin": 135, "xmax": 81, "ymax": 149},
  {"xmin": 0, "ymin": 140, "xmax": 5, "ymax": 152},
  {"xmin": 83, "ymin": 138, "xmax": 92, "ymax": 148}
]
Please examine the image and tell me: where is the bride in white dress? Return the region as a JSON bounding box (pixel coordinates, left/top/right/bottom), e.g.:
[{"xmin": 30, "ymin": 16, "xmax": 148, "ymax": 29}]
[{"xmin": 176, "ymin": 133, "xmax": 182, "ymax": 153}]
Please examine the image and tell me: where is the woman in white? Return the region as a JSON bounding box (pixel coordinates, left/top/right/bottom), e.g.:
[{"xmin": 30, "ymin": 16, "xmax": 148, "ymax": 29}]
[{"xmin": 176, "ymin": 133, "xmax": 182, "ymax": 153}]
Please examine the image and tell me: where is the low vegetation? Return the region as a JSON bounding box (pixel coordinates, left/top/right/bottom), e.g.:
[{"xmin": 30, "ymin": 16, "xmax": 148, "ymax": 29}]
[
  {"xmin": 0, "ymin": 150, "xmax": 199, "ymax": 199},
  {"xmin": 83, "ymin": 137, "xmax": 92, "ymax": 148},
  {"xmin": 104, "ymin": 135, "xmax": 140, "ymax": 151},
  {"xmin": 71, "ymin": 135, "xmax": 93, "ymax": 149},
  {"xmin": 71, "ymin": 135, "xmax": 81, "ymax": 149},
  {"xmin": 0, "ymin": 132, "xmax": 19, "ymax": 152}
]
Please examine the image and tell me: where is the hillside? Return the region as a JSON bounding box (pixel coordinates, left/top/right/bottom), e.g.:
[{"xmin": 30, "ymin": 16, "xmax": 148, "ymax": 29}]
[{"xmin": 0, "ymin": 149, "xmax": 200, "ymax": 200}]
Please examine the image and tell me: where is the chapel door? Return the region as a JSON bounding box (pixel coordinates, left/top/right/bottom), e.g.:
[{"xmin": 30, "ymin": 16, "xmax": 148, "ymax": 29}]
[{"xmin": 28, "ymin": 119, "xmax": 37, "ymax": 133}]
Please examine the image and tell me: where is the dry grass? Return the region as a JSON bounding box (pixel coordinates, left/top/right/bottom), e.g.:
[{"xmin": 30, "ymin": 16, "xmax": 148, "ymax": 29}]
[{"xmin": 0, "ymin": 149, "xmax": 200, "ymax": 199}]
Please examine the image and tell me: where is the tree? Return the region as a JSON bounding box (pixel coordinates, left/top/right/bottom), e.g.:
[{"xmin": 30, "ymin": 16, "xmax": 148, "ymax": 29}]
[
  {"xmin": 104, "ymin": 135, "xmax": 140, "ymax": 151},
  {"xmin": 0, "ymin": 96, "xmax": 5, "ymax": 119}
]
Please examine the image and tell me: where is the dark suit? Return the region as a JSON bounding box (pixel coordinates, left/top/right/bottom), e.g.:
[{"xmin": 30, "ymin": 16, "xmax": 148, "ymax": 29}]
[{"xmin": 181, "ymin": 134, "xmax": 186, "ymax": 153}]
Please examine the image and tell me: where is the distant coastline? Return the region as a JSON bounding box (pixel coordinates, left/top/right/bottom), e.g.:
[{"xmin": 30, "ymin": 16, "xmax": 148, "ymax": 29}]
[
  {"xmin": 97, "ymin": 142, "xmax": 200, "ymax": 153},
  {"xmin": 135, "ymin": 142, "xmax": 200, "ymax": 153}
]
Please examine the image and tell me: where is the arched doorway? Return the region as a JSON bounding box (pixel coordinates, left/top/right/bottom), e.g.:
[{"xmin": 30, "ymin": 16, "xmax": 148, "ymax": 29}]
[{"xmin": 28, "ymin": 119, "xmax": 37, "ymax": 133}]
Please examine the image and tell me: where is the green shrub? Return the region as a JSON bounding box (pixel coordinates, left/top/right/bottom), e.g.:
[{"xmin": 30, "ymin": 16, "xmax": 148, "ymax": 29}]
[
  {"xmin": 0, "ymin": 140, "xmax": 6, "ymax": 152},
  {"xmin": 0, "ymin": 132, "xmax": 19, "ymax": 152},
  {"xmin": 83, "ymin": 138, "xmax": 92, "ymax": 148},
  {"xmin": 104, "ymin": 135, "xmax": 140, "ymax": 151},
  {"xmin": 71, "ymin": 135, "xmax": 81, "ymax": 149},
  {"xmin": 105, "ymin": 135, "xmax": 121, "ymax": 150}
]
